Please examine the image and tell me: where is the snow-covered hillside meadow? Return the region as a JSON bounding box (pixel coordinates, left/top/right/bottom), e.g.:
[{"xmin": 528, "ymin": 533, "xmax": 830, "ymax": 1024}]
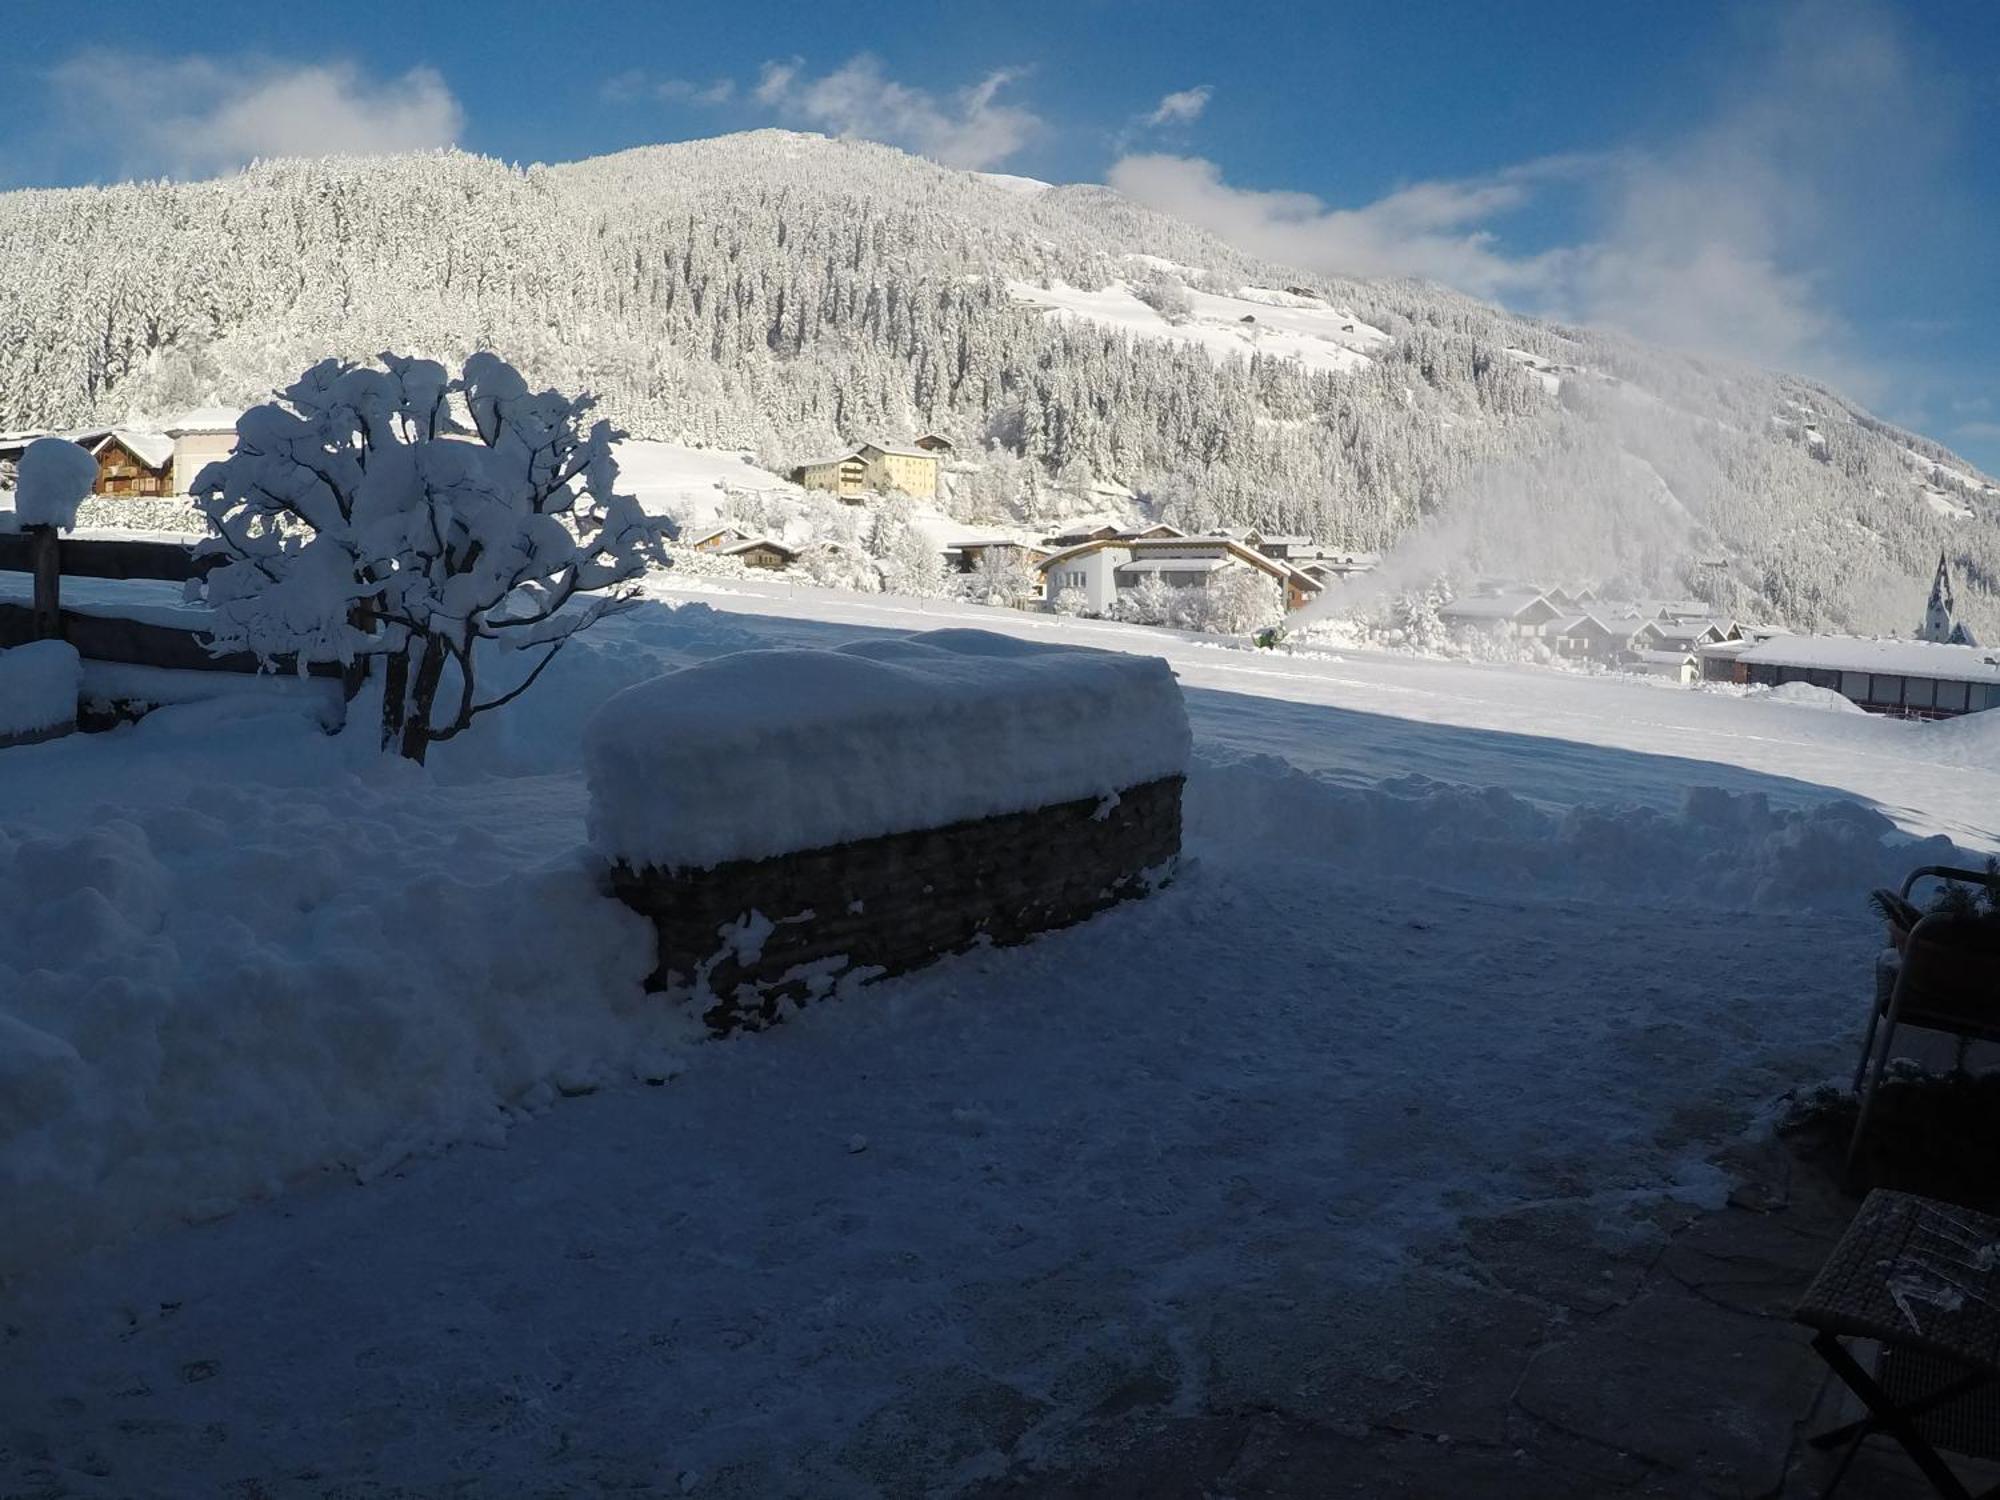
[
  {"xmin": 1007, "ymin": 275, "xmax": 1391, "ymax": 376},
  {"xmin": 2, "ymin": 571, "xmax": 1995, "ymax": 1493},
  {"xmin": 2, "ymin": 130, "xmax": 1996, "ymax": 637}
]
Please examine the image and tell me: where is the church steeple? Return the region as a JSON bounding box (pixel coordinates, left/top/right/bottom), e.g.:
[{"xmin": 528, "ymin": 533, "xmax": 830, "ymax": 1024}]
[{"xmin": 1920, "ymin": 552, "xmax": 1956, "ymax": 643}]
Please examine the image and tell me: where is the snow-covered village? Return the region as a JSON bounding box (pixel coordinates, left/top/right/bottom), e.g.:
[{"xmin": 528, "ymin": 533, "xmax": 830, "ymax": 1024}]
[{"xmin": 3, "ymin": 5, "xmax": 2000, "ymax": 1498}]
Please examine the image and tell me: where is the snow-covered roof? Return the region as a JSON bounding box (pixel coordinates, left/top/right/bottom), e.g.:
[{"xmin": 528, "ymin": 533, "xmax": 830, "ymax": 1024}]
[
  {"xmin": 686, "ymin": 524, "xmax": 745, "ymax": 546},
  {"xmin": 1591, "ymin": 614, "xmax": 1654, "ymax": 637},
  {"xmin": 1440, "ymin": 592, "xmax": 1553, "ymax": 621},
  {"xmin": 1036, "ymin": 534, "xmax": 1320, "ymax": 589},
  {"xmin": 0, "ymin": 427, "xmax": 110, "ymax": 458},
  {"xmin": 160, "ymin": 406, "xmax": 241, "ymax": 435},
  {"xmin": 1629, "ymin": 648, "xmax": 1697, "ymax": 665},
  {"xmin": 795, "ymin": 450, "xmax": 862, "ymax": 470},
  {"xmin": 1643, "ymin": 621, "xmax": 1724, "ymax": 645},
  {"xmin": 1129, "ymin": 535, "xmax": 1322, "ymax": 587},
  {"xmin": 93, "ymin": 429, "xmax": 174, "ymax": 469},
  {"xmin": 1735, "ymin": 635, "xmax": 2000, "ymax": 684},
  {"xmin": 858, "ymin": 441, "xmax": 935, "ymax": 460},
  {"xmin": 944, "ymin": 536, "xmax": 1044, "ymax": 553},
  {"xmin": 1550, "ymin": 613, "xmax": 1612, "ymax": 635},
  {"xmin": 721, "ymin": 537, "xmax": 797, "ymax": 558},
  {"xmin": 1116, "ymin": 557, "xmax": 1234, "ymax": 576},
  {"xmin": 1036, "ymin": 539, "xmax": 1129, "ymax": 571}
]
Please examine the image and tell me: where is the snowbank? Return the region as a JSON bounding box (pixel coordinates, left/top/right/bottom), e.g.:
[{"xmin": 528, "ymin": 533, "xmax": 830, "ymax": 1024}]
[
  {"xmin": 0, "ymin": 639, "xmax": 81, "ymax": 739},
  {"xmin": 0, "ymin": 760, "xmax": 690, "ymax": 1279},
  {"xmin": 13, "ymin": 438, "xmax": 99, "ymax": 529},
  {"xmin": 585, "ymin": 629, "xmax": 1191, "ymax": 870},
  {"xmin": 1761, "ymin": 681, "xmax": 1868, "ymax": 714},
  {"xmin": 1185, "ymin": 750, "xmax": 1968, "ymax": 912},
  {"xmin": 1929, "ymin": 705, "xmax": 2000, "ymax": 768}
]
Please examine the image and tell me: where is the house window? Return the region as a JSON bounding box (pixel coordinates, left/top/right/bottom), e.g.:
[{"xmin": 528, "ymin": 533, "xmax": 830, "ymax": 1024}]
[
  {"xmin": 1870, "ymin": 675, "xmax": 1903, "ymax": 707},
  {"xmin": 1905, "ymin": 676, "xmax": 1936, "ymax": 709},
  {"xmin": 1840, "ymin": 671, "xmax": 1869, "ymax": 701},
  {"xmin": 1937, "ymin": 680, "xmax": 1970, "ymax": 713}
]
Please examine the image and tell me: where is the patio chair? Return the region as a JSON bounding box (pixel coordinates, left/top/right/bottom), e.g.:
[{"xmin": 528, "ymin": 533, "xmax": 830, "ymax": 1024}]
[
  {"xmin": 1798, "ymin": 1189, "xmax": 2000, "ymax": 1498},
  {"xmin": 1849, "ymin": 866, "xmax": 2000, "ymax": 1167}
]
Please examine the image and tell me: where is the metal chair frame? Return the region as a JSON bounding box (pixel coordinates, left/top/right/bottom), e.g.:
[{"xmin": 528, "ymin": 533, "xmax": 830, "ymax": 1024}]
[{"xmin": 1850, "ymin": 865, "xmax": 2000, "ymax": 1167}]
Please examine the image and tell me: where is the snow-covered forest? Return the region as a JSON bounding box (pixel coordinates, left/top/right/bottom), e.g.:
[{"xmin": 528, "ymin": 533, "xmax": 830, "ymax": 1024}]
[{"xmin": 1, "ymin": 129, "xmax": 1995, "ymax": 636}]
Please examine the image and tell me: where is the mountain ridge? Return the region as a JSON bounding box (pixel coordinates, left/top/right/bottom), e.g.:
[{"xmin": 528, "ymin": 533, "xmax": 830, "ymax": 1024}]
[{"xmin": 0, "ymin": 128, "xmax": 1993, "ymax": 635}]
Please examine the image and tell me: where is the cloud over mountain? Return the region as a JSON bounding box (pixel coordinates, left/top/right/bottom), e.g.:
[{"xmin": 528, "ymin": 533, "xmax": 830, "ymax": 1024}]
[{"xmin": 46, "ymin": 55, "xmax": 462, "ymax": 180}]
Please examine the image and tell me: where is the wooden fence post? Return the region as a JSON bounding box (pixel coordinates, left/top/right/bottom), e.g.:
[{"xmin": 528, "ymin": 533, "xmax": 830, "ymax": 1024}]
[{"xmin": 28, "ymin": 525, "xmax": 60, "ymax": 640}]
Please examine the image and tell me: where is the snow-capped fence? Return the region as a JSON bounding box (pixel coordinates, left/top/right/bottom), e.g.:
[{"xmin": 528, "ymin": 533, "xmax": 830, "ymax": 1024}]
[{"xmin": 585, "ymin": 629, "xmax": 1191, "ymax": 1032}]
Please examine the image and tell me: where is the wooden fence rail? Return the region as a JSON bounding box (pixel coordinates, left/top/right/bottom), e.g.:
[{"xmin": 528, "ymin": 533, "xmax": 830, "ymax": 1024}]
[
  {"xmin": 0, "ymin": 528, "xmax": 340, "ymax": 679},
  {"xmin": 0, "ymin": 531, "xmax": 218, "ymax": 584}
]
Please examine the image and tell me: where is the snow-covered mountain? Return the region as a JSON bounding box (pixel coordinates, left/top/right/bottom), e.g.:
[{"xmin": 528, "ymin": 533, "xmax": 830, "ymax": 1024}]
[{"xmin": 1, "ymin": 128, "xmax": 1994, "ymax": 635}]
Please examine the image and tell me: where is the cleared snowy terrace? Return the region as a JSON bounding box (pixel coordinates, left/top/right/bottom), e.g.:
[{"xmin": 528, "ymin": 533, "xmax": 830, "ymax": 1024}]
[{"xmin": 3, "ymin": 574, "xmax": 1996, "ymax": 1496}]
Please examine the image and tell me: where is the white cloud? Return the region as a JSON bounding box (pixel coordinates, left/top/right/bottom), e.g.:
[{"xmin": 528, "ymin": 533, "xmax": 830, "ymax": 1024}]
[
  {"xmin": 1554, "ymin": 2, "xmax": 1931, "ymax": 380},
  {"xmin": 748, "ymin": 55, "xmax": 1041, "ymax": 170},
  {"xmin": 49, "ymin": 55, "xmax": 461, "ymax": 179},
  {"xmin": 1107, "ymin": 152, "xmax": 1582, "ymax": 301},
  {"xmin": 1142, "ymin": 86, "xmax": 1212, "ymax": 129},
  {"xmin": 603, "ymin": 71, "xmax": 736, "ymax": 107},
  {"xmin": 1108, "ymin": 2, "xmax": 1945, "ymax": 387}
]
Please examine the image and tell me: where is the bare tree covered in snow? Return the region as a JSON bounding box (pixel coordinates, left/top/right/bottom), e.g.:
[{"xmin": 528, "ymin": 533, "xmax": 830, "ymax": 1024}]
[
  {"xmin": 192, "ymin": 352, "xmax": 663, "ymax": 762},
  {"xmin": 955, "ymin": 550, "xmax": 1038, "ymax": 608},
  {"xmin": 1182, "ymin": 569, "xmax": 1282, "ymax": 634},
  {"xmin": 1111, "ymin": 572, "xmax": 1175, "ymax": 626}
]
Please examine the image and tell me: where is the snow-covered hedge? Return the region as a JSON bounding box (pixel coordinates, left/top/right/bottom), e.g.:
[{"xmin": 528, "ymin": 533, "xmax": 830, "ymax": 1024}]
[
  {"xmin": 584, "ymin": 629, "xmax": 1190, "ymax": 871},
  {"xmin": 72, "ymin": 496, "xmax": 209, "ymax": 535}
]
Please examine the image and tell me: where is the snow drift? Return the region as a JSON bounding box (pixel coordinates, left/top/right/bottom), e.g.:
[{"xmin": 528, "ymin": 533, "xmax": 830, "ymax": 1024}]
[{"xmin": 0, "ymin": 740, "xmax": 690, "ymax": 1280}]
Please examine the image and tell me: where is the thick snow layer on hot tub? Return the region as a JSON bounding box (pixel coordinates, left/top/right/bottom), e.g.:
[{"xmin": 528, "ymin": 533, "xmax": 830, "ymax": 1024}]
[{"xmin": 583, "ymin": 628, "xmax": 1190, "ymax": 870}]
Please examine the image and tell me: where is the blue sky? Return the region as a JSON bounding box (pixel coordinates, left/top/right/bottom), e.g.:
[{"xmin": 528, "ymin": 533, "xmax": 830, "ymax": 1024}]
[{"xmin": 2, "ymin": 0, "xmax": 1994, "ymax": 471}]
